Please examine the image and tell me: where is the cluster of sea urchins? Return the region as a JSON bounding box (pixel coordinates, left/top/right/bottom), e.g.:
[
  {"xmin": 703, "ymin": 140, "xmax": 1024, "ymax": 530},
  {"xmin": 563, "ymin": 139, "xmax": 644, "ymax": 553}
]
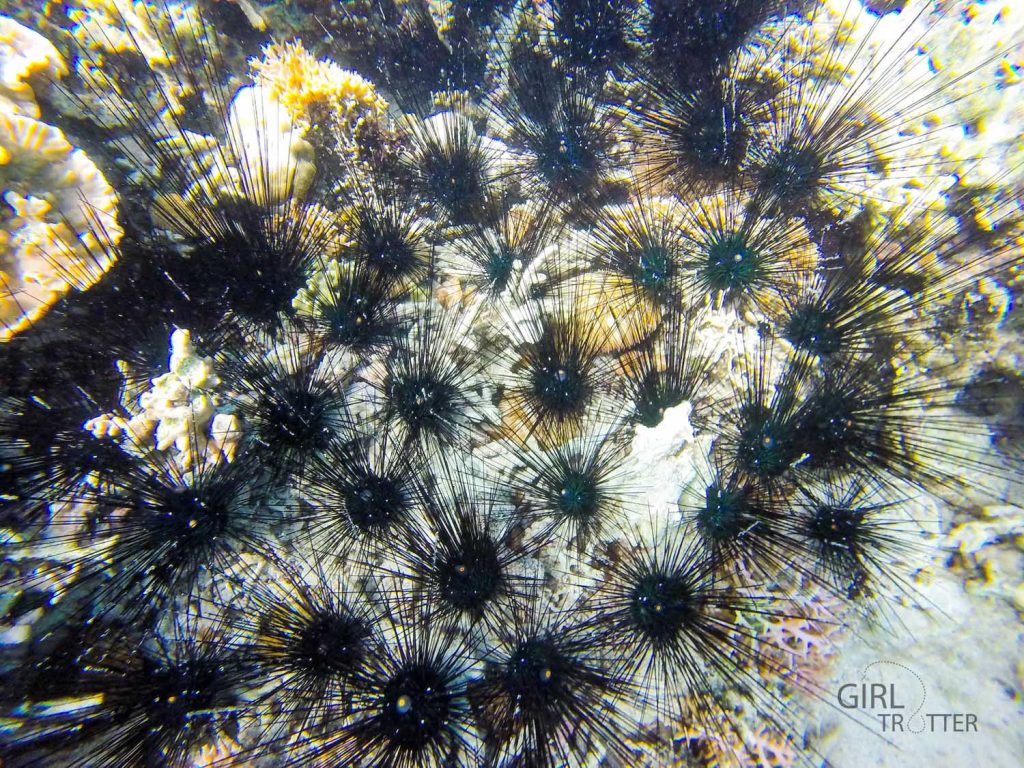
[{"xmin": 1, "ymin": 1, "xmax": 1022, "ymax": 767}]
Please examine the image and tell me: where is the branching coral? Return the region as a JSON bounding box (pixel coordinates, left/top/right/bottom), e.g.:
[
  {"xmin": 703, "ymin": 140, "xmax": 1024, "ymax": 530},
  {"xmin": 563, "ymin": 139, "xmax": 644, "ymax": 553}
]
[
  {"xmin": 85, "ymin": 328, "xmax": 242, "ymax": 468},
  {"xmin": 252, "ymin": 39, "xmax": 386, "ymax": 132}
]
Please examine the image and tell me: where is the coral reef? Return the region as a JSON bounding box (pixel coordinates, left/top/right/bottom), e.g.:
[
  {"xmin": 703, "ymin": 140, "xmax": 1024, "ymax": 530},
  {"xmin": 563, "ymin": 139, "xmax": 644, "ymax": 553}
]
[{"xmin": 1, "ymin": 1, "xmax": 1023, "ymax": 767}]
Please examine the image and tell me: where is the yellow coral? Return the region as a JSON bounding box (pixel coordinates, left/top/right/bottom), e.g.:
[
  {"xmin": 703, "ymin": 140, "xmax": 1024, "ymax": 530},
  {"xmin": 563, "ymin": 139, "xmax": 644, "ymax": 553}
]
[
  {"xmin": 67, "ymin": 0, "xmax": 215, "ymax": 116},
  {"xmin": 70, "ymin": 0, "xmax": 215, "ymax": 68},
  {"xmin": 1, "ymin": 17, "xmax": 120, "ymax": 341},
  {"xmin": 251, "ymin": 40, "xmax": 386, "ymax": 131},
  {"xmin": 0, "ymin": 17, "xmax": 68, "ymax": 119}
]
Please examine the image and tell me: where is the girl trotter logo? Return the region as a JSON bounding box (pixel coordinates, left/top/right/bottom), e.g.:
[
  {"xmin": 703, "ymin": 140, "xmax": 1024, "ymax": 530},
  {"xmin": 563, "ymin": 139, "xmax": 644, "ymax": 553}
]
[{"xmin": 837, "ymin": 661, "xmax": 978, "ymax": 734}]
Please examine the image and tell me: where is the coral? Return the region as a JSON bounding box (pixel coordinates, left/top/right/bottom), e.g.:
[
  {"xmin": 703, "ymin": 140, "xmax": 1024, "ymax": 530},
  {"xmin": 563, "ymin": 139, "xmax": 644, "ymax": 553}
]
[
  {"xmin": 148, "ymin": 86, "xmax": 316, "ymax": 232},
  {"xmin": 893, "ymin": 1, "xmax": 1024, "ymax": 182},
  {"xmin": 0, "ymin": 16, "xmax": 119, "ymax": 340},
  {"xmin": 814, "ymin": 0, "xmax": 1024, "ymax": 220},
  {"xmin": 737, "ymin": 725, "xmax": 802, "ymax": 768},
  {"xmin": 85, "ymin": 328, "xmax": 242, "ymax": 468},
  {"xmin": 70, "ymin": 0, "xmax": 188, "ymax": 67},
  {"xmin": 250, "ymin": 39, "xmax": 386, "ymax": 196},
  {"xmin": 947, "ymin": 503, "xmax": 1024, "ymax": 617},
  {"xmin": 252, "ymin": 39, "xmax": 386, "ymax": 132},
  {"xmin": 67, "ymin": 0, "xmax": 218, "ymax": 116},
  {"xmin": 0, "ymin": 16, "xmax": 66, "ymax": 119},
  {"xmin": 753, "ymin": 589, "xmax": 846, "ymax": 680},
  {"xmin": 226, "ymin": 83, "xmax": 317, "ymax": 204}
]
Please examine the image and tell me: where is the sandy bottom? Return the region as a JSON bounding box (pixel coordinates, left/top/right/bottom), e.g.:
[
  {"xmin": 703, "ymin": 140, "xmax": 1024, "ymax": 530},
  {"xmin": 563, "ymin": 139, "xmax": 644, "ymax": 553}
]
[{"xmin": 810, "ymin": 566, "xmax": 1023, "ymax": 767}]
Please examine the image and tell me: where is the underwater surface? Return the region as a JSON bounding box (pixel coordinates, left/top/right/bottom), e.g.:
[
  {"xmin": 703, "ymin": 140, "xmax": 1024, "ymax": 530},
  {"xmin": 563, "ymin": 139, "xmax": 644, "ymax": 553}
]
[{"xmin": 1, "ymin": 1, "xmax": 1023, "ymax": 766}]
